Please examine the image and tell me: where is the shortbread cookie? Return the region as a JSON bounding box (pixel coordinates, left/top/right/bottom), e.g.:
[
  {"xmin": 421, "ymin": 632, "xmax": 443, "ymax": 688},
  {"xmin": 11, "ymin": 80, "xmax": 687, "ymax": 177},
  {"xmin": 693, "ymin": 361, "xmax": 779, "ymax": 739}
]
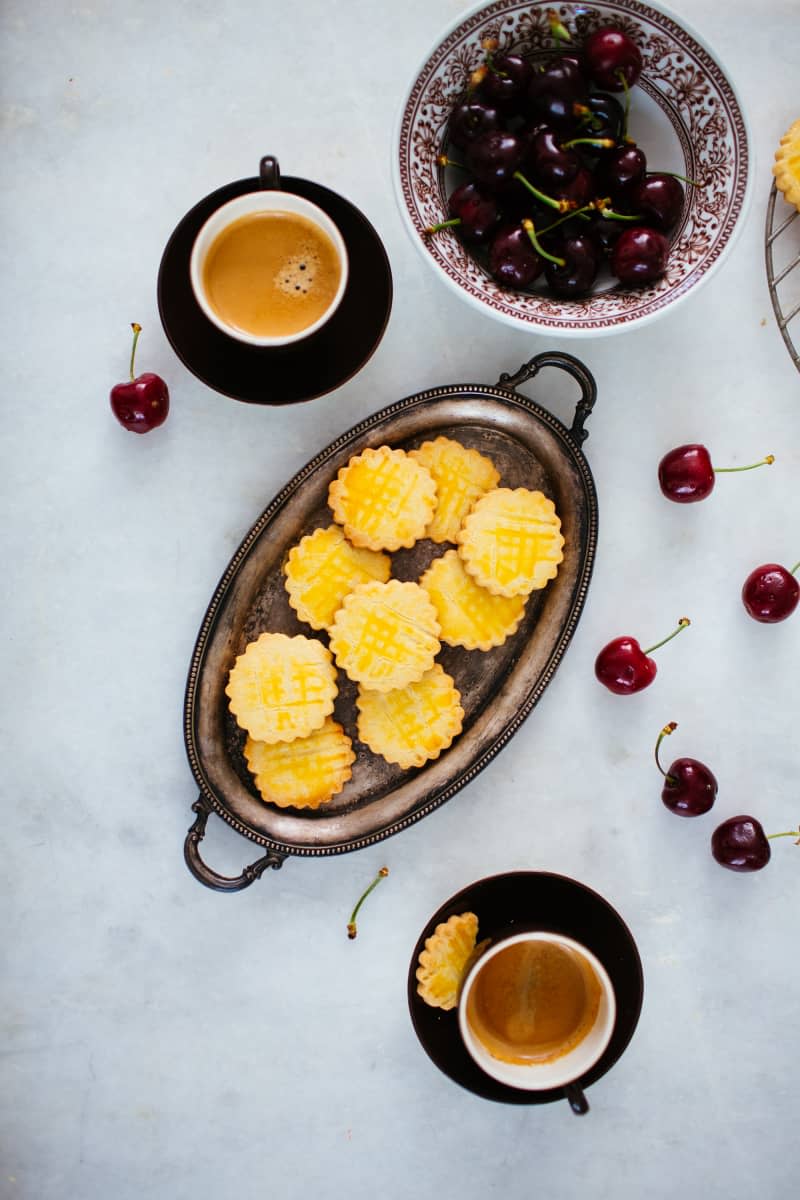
[
  {"xmin": 409, "ymin": 436, "xmax": 500, "ymax": 544},
  {"xmin": 457, "ymin": 487, "xmax": 564, "ymax": 597},
  {"xmin": 284, "ymin": 525, "xmax": 391, "ymax": 631},
  {"xmin": 328, "ymin": 445, "xmax": 437, "ymax": 551},
  {"xmin": 225, "ymin": 631, "xmax": 337, "ymax": 744},
  {"xmin": 329, "ymin": 579, "xmax": 441, "ymax": 691},
  {"xmin": 774, "ymin": 118, "xmax": 800, "ymax": 211},
  {"xmin": 416, "ymin": 912, "xmax": 489, "ymax": 1011},
  {"xmin": 420, "ymin": 549, "xmax": 527, "ymax": 651},
  {"xmin": 244, "ymin": 719, "xmax": 355, "ymax": 809},
  {"xmin": 356, "ymin": 664, "xmax": 464, "ymax": 768}
]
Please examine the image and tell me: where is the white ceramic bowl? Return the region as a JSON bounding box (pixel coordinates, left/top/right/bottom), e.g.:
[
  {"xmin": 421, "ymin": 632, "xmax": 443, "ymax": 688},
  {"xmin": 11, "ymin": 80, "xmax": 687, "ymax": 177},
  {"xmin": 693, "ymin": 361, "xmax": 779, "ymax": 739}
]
[{"xmin": 393, "ymin": 0, "xmax": 752, "ymax": 336}]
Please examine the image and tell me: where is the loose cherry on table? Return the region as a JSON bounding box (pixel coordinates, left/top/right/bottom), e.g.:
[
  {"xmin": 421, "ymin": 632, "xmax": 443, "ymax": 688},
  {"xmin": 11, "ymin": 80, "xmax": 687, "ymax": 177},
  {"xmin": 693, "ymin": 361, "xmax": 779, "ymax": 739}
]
[
  {"xmin": 594, "ymin": 617, "xmax": 690, "ymax": 695},
  {"xmin": 711, "ymin": 817, "xmax": 799, "ymax": 873},
  {"xmin": 110, "ymin": 323, "xmax": 169, "ymax": 434},
  {"xmin": 654, "ymin": 722, "xmax": 717, "ymax": 817},
  {"xmin": 741, "ymin": 561, "xmax": 800, "ymax": 623},
  {"xmin": 657, "ymin": 444, "xmax": 774, "ymax": 503}
]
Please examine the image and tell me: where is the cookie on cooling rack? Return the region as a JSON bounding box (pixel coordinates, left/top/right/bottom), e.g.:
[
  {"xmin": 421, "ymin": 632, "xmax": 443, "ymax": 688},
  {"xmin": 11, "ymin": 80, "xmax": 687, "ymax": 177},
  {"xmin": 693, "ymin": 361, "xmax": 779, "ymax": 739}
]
[
  {"xmin": 774, "ymin": 118, "xmax": 800, "ymax": 211},
  {"xmin": 420, "ymin": 549, "xmax": 527, "ymax": 651},
  {"xmin": 408, "ymin": 436, "xmax": 500, "ymax": 544},
  {"xmin": 356, "ymin": 663, "xmax": 464, "ymax": 769},
  {"xmin": 244, "ymin": 718, "xmax": 355, "ymax": 809},
  {"xmin": 457, "ymin": 487, "xmax": 564, "ymax": 598},
  {"xmin": 329, "ymin": 579, "xmax": 441, "ymax": 692},
  {"xmin": 328, "ymin": 445, "xmax": 437, "ymax": 551},
  {"xmin": 225, "ymin": 631, "xmax": 337, "ymax": 744},
  {"xmin": 284, "ymin": 525, "xmax": 391, "ymax": 632}
]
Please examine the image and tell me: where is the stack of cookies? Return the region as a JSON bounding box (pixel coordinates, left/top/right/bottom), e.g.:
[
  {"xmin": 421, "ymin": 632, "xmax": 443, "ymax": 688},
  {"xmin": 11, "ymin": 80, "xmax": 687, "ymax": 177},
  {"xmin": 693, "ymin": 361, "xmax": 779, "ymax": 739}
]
[{"xmin": 225, "ymin": 436, "xmax": 565, "ymax": 809}]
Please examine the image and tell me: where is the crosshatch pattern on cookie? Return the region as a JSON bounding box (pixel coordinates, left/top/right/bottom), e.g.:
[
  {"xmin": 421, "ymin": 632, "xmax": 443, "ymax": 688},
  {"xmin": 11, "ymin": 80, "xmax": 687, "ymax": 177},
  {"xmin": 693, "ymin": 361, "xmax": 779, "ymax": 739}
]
[
  {"xmin": 409, "ymin": 436, "xmax": 500, "ymax": 544},
  {"xmin": 284, "ymin": 525, "xmax": 391, "ymax": 631},
  {"xmin": 225, "ymin": 631, "xmax": 338, "ymax": 743},
  {"xmin": 329, "ymin": 579, "xmax": 441, "ymax": 691},
  {"xmin": 457, "ymin": 487, "xmax": 564, "ymax": 597},
  {"xmin": 420, "ymin": 549, "xmax": 527, "ymax": 650},
  {"xmin": 328, "ymin": 446, "xmax": 437, "ymax": 550},
  {"xmin": 244, "ymin": 718, "xmax": 355, "ymax": 809},
  {"xmin": 356, "ymin": 664, "xmax": 464, "ymax": 768}
]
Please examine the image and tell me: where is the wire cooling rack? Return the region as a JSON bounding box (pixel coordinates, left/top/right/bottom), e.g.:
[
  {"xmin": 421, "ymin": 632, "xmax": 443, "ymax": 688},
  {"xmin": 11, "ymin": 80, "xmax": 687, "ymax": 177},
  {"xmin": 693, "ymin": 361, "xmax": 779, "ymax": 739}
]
[{"xmin": 765, "ymin": 182, "xmax": 800, "ymax": 372}]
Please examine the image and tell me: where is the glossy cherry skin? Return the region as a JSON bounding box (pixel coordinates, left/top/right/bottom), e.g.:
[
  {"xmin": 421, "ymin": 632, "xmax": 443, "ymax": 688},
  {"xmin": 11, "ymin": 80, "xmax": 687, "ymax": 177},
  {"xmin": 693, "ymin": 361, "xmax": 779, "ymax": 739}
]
[
  {"xmin": 662, "ymin": 758, "xmax": 718, "ymax": 817},
  {"xmin": 544, "ymin": 233, "xmax": 599, "ymax": 297},
  {"xmin": 742, "ymin": 564, "xmax": 800, "ymax": 623},
  {"xmin": 482, "ymin": 53, "xmax": 533, "ymax": 112},
  {"xmin": 581, "ymin": 93, "xmax": 624, "ymax": 146},
  {"xmin": 599, "ymin": 145, "xmax": 647, "ymax": 203},
  {"xmin": 529, "ymin": 127, "xmax": 580, "ymax": 188},
  {"xmin": 611, "ymin": 226, "xmax": 669, "ymax": 284},
  {"xmin": 448, "ymin": 100, "xmax": 502, "ymax": 150},
  {"xmin": 466, "ymin": 130, "xmax": 525, "ymax": 188},
  {"xmin": 711, "ymin": 816, "xmax": 771, "ymax": 872},
  {"xmin": 631, "ymin": 173, "xmax": 685, "ymax": 232},
  {"xmin": 529, "ymin": 58, "xmax": 588, "ymax": 110},
  {"xmin": 488, "ymin": 223, "xmax": 543, "ymax": 289},
  {"xmin": 658, "ymin": 444, "xmax": 715, "ymax": 503},
  {"xmin": 110, "ymin": 373, "xmax": 169, "ymax": 434},
  {"xmin": 447, "ymin": 180, "xmax": 500, "ymax": 244},
  {"xmin": 594, "ymin": 637, "xmax": 656, "ymax": 695},
  {"xmin": 584, "ymin": 27, "xmax": 643, "ymax": 91}
]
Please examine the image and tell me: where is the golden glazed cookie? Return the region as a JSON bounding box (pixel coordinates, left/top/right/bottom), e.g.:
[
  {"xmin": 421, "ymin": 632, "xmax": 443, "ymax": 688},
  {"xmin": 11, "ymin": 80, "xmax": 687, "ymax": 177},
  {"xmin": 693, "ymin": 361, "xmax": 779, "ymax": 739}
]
[
  {"xmin": 244, "ymin": 719, "xmax": 355, "ymax": 809},
  {"xmin": 774, "ymin": 118, "xmax": 800, "ymax": 211},
  {"xmin": 416, "ymin": 912, "xmax": 489, "ymax": 1011},
  {"xmin": 284, "ymin": 525, "xmax": 391, "ymax": 631},
  {"xmin": 329, "ymin": 579, "xmax": 441, "ymax": 691},
  {"xmin": 457, "ymin": 487, "xmax": 564, "ymax": 597},
  {"xmin": 420, "ymin": 549, "xmax": 527, "ymax": 651},
  {"xmin": 328, "ymin": 445, "xmax": 437, "ymax": 551},
  {"xmin": 409, "ymin": 436, "xmax": 500, "ymax": 544},
  {"xmin": 356, "ymin": 664, "xmax": 464, "ymax": 769},
  {"xmin": 225, "ymin": 631, "xmax": 337, "ymax": 744}
]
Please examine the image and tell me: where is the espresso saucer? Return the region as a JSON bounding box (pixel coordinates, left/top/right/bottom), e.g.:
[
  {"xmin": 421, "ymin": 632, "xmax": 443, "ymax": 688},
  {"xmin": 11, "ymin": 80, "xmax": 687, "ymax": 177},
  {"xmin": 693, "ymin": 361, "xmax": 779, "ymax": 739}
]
[
  {"xmin": 157, "ymin": 176, "xmax": 392, "ymax": 404},
  {"xmin": 408, "ymin": 872, "xmax": 644, "ymax": 1107}
]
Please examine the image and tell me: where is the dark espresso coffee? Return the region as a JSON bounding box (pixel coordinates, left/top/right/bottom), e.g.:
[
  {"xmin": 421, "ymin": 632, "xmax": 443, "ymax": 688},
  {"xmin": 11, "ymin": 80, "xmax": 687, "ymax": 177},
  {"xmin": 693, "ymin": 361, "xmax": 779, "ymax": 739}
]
[
  {"xmin": 465, "ymin": 939, "xmax": 602, "ymax": 1066},
  {"xmin": 202, "ymin": 211, "xmax": 342, "ymax": 338}
]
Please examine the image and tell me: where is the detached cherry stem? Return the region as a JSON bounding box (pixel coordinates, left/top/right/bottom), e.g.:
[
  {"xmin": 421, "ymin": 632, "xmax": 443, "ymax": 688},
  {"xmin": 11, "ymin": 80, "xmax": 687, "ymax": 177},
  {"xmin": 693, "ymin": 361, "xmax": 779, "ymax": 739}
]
[
  {"xmin": 654, "ymin": 721, "xmax": 679, "ymax": 781},
  {"xmin": 714, "ymin": 454, "xmax": 774, "ymax": 474},
  {"xmin": 642, "ymin": 617, "xmax": 691, "ymax": 657},
  {"xmin": 522, "ymin": 218, "xmax": 565, "ymax": 266},
  {"xmin": 129, "ymin": 322, "xmax": 142, "ymax": 381},
  {"xmin": 347, "ymin": 866, "xmax": 389, "ymax": 940}
]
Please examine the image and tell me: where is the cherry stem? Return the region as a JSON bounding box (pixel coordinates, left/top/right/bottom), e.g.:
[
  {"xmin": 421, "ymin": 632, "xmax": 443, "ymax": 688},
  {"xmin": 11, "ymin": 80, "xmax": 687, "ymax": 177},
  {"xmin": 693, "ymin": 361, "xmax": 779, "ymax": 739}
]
[
  {"xmin": 347, "ymin": 866, "xmax": 389, "ymax": 939},
  {"xmin": 437, "ymin": 154, "xmax": 467, "ymax": 171},
  {"xmin": 513, "ymin": 171, "xmax": 574, "ymax": 213},
  {"xmin": 562, "ymin": 137, "xmax": 616, "ymax": 151},
  {"xmin": 617, "ymin": 70, "xmax": 631, "ymax": 140},
  {"xmin": 538, "ymin": 204, "xmax": 594, "ymax": 236},
  {"xmin": 662, "ymin": 171, "xmax": 701, "ymax": 187},
  {"xmin": 425, "ymin": 218, "xmax": 461, "ymax": 235},
  {"xmin": 522, "ymin": 218, "xmax": 565, "ymax": 266},
  {"xmin": 595, "ymin": 203, "xmax": 641, "ymax": 222},
  {"xmin": 790, "ymin": 561, "xmax": 800, "ymax": 576},
  {"xmin": 654, "ymin": 721, "xmax": 678, "ymax": 778},
  {"xmin": 766, "ymin": 829, "xmax": 800, "ymax": 843},
  {"xmin": 642, "ymin": 617, "xmax": 691, "ymax": 657},
  {"xmin": 468, "ymin": 65, "xmax": 488, "ymax": 94},
  {"xmin": 547, "ymin": 9, "xmax": 572, "ymax": 43},
  {"xmin": 714, "ymin": 455, "xmax": 774, "ymax": 474},
  {"xmin": 129, "ymin": 322, "xmax": 142, "ymax": 381}
]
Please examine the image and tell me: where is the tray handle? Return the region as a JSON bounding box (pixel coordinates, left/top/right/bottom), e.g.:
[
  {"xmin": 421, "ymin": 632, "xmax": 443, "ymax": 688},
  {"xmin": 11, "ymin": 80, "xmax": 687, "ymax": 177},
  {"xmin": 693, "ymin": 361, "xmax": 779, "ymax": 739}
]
[
  {"xmin": 184, "ymin": 795, "xmax": 287, "ymax": 892},
  {"xmin": 497, "ymin": 351, "xmax": 597, "ymax": 446}
]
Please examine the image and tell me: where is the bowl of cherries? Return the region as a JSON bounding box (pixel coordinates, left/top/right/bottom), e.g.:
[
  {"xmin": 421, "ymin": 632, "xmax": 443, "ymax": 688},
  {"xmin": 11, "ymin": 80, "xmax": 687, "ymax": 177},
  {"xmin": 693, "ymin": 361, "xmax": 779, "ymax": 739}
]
[{"xmin": 394, "ymin": 0, "xmax": 751, "ymax": 336}]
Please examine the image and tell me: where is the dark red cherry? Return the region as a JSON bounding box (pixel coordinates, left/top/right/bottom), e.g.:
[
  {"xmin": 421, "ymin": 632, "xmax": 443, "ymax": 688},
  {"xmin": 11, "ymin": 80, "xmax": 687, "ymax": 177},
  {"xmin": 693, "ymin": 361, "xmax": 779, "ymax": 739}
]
[
  {"xmin": 109, "ymin": 323, "xmax": 169, "ymax": 434},
  {"xmin": 543, "ymin": 232, "xmax": 599, "ymax": 297},
  {"xmin": 482, "ymin": 53, "xmax": 533, "ymax": 112},
  {"xmin": 655, "ymin": 723, "xmax": 717, "ymax": 817},
  {"xmin": 529, "ymin": 58, "xmax": 588, "ymax": 110},
  {"xmin": 711, "ymin": 816, "xmax": 771, "ymax": 872},
  {"xmin": 448, "ymin": 100, "xmax": 502, "ymax": 150},
  {"xmin": 631, "ymin": 173, "xmax": 685, "ymax": 232},
  {"xmin": 488, "ymin": 223, "xmax": 544, "ymax": 289},
  {"xmin": 594, "ymin": 619, "xmax": 690, "ymax": 695},
  {"xmin": 599, "ymin": 145, "xmax": 647, "ymax": 202},
  {"xmin": 529, "ymin": 127, "xmax": 581, "ymax": 188},
  {"xmin": 742, "ymin": 563, "xmax": 800, "ymax": 623},
  {"xmin": 658, "ymin": 444, "xmax": 715, "ymax": 502},
  {"xmin": 584, "ymin": 27, "xmax": 643, "ymax": 92},
  {"xmin": 611, "ymin": 226, "xmax": 669, "ymax": 284},
  {"xmin": 465, "ymin": 130, "xmax": 526, "ymax": 188},
  {"xmin": 551, "ymin": 165, "xmax": 596, "ymax": 209},
  {"xmin": 436, "ymin": 179, "xmax": 499, "ymax": 244}
]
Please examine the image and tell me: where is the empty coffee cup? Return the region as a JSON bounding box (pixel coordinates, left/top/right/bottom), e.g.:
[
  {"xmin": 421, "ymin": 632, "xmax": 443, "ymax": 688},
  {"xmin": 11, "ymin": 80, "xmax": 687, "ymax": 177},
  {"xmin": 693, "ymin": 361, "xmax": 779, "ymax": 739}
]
[{"xmin": 190, "ymin": 157, "xmax": 349, "ymax": 347}]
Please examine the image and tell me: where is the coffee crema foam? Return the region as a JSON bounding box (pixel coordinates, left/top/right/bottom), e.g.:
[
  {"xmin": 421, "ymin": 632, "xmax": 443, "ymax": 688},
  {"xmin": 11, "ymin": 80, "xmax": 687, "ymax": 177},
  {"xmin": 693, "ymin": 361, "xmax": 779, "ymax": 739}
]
[
  {"xmin": 202, "ymin": 211, "xmax": 341, "ymax": 338},
  {"xmin": 465, "ymin": 940, "xmax": 602, "ymax": 1066}
]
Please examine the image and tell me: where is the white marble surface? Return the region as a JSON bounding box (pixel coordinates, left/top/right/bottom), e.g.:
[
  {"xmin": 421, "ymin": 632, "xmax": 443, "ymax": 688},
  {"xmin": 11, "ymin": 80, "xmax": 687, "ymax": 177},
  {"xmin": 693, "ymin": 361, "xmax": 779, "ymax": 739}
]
[{"xmin": 2, "ymin": 1, "xmax": 799, "ymax": 1197}]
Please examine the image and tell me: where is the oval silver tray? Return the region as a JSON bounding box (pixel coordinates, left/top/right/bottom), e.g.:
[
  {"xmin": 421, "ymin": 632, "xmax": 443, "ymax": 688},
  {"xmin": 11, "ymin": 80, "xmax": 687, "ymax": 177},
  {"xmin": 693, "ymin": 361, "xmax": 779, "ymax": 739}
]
[{"xmin": 184, "ymin": 352, "xmax": 598, "ymax": 891}]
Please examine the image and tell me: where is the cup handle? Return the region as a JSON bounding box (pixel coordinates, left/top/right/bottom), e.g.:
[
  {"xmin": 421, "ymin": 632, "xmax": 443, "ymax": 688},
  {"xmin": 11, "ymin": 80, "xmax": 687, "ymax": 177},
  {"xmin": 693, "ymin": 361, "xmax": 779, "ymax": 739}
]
[
  {"xmin": 564, "ymin": 1082, "xmax": 589, "ymax": 1115},
  {"xmin": 260, "ymin": 156, "xmax": 281, "ymax": 190}
]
